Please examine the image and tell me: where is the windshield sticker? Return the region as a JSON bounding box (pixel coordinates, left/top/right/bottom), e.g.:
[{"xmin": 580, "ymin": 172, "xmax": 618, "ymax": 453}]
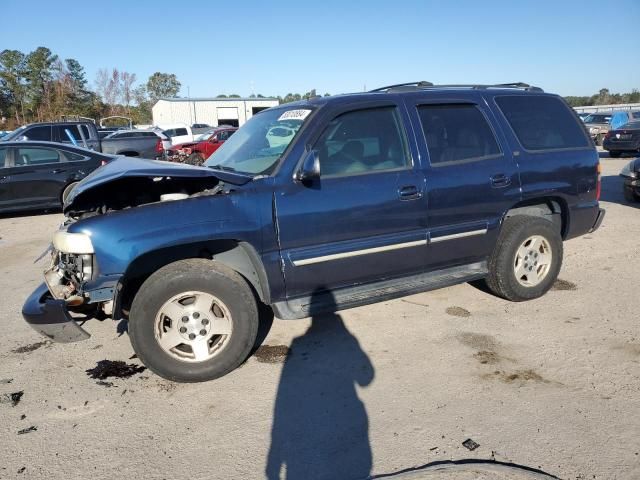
[{"xmin": 278, "ymin": 109, "xmax": 311, "ymax": 122}]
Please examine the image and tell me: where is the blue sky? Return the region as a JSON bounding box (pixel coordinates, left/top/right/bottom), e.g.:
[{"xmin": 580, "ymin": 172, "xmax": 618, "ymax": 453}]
[{"xmin": 3, "ymin": 0, "xmax": 639, "ymax": 98}]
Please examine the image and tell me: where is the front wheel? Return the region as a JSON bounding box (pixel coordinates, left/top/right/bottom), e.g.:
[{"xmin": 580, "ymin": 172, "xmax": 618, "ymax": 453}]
[
  {"xmin": 484, "ymin": 216, "xmax": 563, "ymax": 302},
  {"xmin": 129, "ymin": 259, "xmax": 259, "ymax": 382}
]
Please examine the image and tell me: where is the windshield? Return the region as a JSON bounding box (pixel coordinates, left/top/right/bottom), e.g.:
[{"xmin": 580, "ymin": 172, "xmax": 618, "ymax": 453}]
[
  {"xmin": 204, "ymin": 107, "xmax": 312, "ymax": 175},
  {"xmin": 584, "ymin": 114, "xmax": 611, "ymax": 123},
  {"xmin": 195, "ymin": 130, "xmax": 215, "ymax": 142},
  {"xmin": 2, "ymin": 125, "xmax": 27, "ymax": 141}
]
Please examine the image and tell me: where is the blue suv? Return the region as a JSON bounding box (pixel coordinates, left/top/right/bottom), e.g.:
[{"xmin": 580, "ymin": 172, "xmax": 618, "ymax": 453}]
[{"xmin": 23, "ymin": 82, "xmax": 605, "ymax": 382}]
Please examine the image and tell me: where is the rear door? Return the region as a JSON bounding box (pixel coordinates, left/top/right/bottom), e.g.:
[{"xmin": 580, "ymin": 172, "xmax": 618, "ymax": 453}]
[
  {"xmin": 275, "ymin": 102, "xmax": 429, "ymax": 298},
  {"xmin": 406, "ymin": 95, "xmax": 521, "ymax": 271}
]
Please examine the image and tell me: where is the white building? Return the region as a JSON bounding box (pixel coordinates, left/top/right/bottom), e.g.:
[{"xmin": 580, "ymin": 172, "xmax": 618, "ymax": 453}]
[{"xmin": 152, "ymin": 97, "xmax": 279, "ymax": 128}]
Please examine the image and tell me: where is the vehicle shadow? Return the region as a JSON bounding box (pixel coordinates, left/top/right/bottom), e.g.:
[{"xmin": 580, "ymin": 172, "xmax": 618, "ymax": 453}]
[
  {"xmin": 600, "ymin": 174, "xmax": 639, "ymax": 208},
  {"xmin": 266, "ymin": 289, "xmax": 375, "ymax": 480}
]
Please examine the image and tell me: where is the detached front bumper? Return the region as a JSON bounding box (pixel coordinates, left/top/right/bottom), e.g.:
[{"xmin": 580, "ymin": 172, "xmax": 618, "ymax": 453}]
[{"xmin": 22, "ymin": 283, "xmax": 90, "ymax": 343}]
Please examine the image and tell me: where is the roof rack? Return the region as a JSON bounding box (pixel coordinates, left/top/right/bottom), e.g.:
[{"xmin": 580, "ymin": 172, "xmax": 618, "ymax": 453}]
[
  {"xmin": 370, "ymin": 82, "xmax": 543, "ymax": 93},
  {"xmin": 369, "ymin": 81, "xmax": 434, "ymax": 92}
]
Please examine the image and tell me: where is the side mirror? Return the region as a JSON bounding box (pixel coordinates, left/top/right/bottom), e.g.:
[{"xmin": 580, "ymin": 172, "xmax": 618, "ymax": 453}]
[{"xmin": 295, "ymin": 150, "xmax": 320, "ymax": 183}]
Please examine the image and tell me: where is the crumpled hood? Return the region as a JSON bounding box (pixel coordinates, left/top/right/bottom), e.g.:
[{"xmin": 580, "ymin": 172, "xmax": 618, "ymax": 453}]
[{"xmin": 63, "ymin": 157, "xmax": 251, "ymax": 215}]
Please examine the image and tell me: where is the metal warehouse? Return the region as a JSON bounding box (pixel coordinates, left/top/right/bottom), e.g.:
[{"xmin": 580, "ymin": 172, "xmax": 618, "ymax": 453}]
[{"xmin": 152, "ymin": 97, "xmax": 280, "ymax": 127}]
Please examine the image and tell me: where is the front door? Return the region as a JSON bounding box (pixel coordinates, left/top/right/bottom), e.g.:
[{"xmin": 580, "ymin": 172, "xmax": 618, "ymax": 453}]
[{"xmin": 275, "ymin": 104, "xmax": 428, "ymax": 298}]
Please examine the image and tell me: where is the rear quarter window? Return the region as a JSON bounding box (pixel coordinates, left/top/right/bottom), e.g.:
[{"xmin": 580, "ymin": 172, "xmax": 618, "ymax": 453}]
[{"xmin": 495, "ymin": 95, "xmax": 590, "ymax": 151}]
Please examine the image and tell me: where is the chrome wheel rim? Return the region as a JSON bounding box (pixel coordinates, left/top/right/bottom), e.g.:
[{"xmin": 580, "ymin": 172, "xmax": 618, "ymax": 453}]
[
  {"xmin": 513, "ymin": 235, "xmax": 552, "ymax": 287},
  {"xmin": 154, "ymin": 291, "xmax": 232, "ymax": 363}
]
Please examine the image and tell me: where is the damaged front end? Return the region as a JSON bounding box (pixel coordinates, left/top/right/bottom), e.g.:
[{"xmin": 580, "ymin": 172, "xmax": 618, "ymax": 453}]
[{"xmin": 24, "ymin": 157, "xmax": 253, "ymax": 343}]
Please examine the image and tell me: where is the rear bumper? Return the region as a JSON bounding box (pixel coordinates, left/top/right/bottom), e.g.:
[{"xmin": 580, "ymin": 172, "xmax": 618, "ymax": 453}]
[
  {"xmin": 622, "ymin": 176, "xmax": 640, "ymax": 195},
  {"xmin": 603, "ymin": 140, "xmax": 640, "ymax": 151},
  {"xmin": 22, "ymin": 283, "xmax": 90, "ymax": 343},
  {"xmin": 588, "ymin": 208, "xmax": 605, "ymax": 233}
]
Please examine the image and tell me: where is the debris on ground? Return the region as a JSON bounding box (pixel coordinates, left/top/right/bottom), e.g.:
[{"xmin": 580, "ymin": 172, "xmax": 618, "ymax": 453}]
[
  {"xmin": 254, "ymin": 345, "xmax": 291, "ymax": 363},
  {"xmin": 446, "ymin": 306, "xmax": 471, "ymax": 317},
  {"xmin": 20, "ymin": 414, "xmax": 26, "ymax": 420},
  {"xmin": 95, "ymin": 381, "xmax": 114, "ymax": 387},
  {"xmin": 11, "ymin": 341, "xmax": 50, "ymax": 354},
  {"xmin": 17, "ymin": 426, "xmax": 37, "ymax": 435},
  {"xmin": 86, "ymin": 360, "xmax": 146, "ymax": 380},
  {"xmin": 552, "ymin": 279, "xmax": 577, "ymax": 291},
  {"xmin": 462, "ymin": 438, "xmax": 480, "ymax": 451},
  {"xmin": 17, "ymin": 467, "xmax": 26, "ymax": 474},
  {"xmin": 0, "ymin": 391, "xmax": 24, "ymax": 407},
  {"xmin": 0, "ymin": 378, "xmax": 13, "ymax": 384}
]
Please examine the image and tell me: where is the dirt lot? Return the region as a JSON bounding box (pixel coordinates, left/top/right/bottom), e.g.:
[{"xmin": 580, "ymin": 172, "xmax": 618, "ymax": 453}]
[{"xmin": 0, "ymin": 153, "xmax": 638, "ymax": 480}]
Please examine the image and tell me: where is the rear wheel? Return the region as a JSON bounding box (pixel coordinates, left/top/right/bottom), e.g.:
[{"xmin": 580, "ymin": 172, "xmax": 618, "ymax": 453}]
[
  {"xmin": 129, "ymin": 259, "xmax": 259, "ymax": 382},
  {"xmin": 484, "ymin": 216, "xmax": 563, "ymax": 301},
  {"xmin": 624, "ymin": 188, "xmax": 640, "ymax": 203}
]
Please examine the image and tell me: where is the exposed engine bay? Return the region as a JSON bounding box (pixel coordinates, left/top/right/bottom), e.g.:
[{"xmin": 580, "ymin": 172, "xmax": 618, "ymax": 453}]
[{"xmin": 65, "ymin": 175, "xmax": 224, "ymax": 218}]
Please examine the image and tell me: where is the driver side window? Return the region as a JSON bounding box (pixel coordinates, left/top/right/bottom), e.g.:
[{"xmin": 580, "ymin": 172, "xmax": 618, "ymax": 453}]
[{"xmin": 314, "ymin": 107, "xmax": 410, "ymax": 178}]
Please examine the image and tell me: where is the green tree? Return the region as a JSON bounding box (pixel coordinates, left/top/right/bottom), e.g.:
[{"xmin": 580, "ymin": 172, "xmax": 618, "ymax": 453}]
[
  {"xmin": 146, "ymin": 72, "xmax": 181, "ymax": 103},
  {"xmin": 0, "ymin": 49, "xmax": 26, "ymax": 124},
  {"xmin": 24, "ymin": 47, "xmax": 58, "ymax": 120}
]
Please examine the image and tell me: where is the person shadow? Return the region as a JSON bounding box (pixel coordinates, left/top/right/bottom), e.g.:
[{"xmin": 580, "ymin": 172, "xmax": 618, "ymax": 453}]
[{"xmin": 266, "ymin": 289, "xmax": 375, "ymax": 480}]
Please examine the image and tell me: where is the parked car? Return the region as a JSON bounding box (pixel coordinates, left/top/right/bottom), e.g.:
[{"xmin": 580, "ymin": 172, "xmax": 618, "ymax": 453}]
[
  {"xmin": 166, "ymin": 126, "xmax": 237, "ymax": 165},
  {"xmin": 603, "ymin": 120, "xmax": 640, "ymax": 158},
  {"xmin": 0, "ymin": 141, "xmax": 115, "ymax": 213},
  {"xmin": 22, "ymin": 82, "xmax": 604, "ymax": 382},
  {"xmin": 576, "ymin": 112, "xmax": 591, "ymax": 122},
  {"xmin": 583, "ymin": 112, "xmax": 613, "ymax": 145},
  {"xmin": 620, "ymin": 157, "xmax": 640, "ymax": 202},
  {"xmin": 1, "ymin": 121, "xmax": 165, "ymax": 158},
  {"xmin": 157, "ymin": 124, "xmax": 195, "ymax": 146}
]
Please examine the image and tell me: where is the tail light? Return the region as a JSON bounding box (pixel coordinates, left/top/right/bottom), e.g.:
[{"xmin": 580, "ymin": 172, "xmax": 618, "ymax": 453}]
[
  {"xmin": 596, "ymin": 162, "xmax": 601, "ymax": 201},
  {"xmin": 100, "ymin": 160, "xmax": 108, "ymax": 166},
  {"xmin": 155, "ymin": 138, "xmax": 164, "ymax": 153}
]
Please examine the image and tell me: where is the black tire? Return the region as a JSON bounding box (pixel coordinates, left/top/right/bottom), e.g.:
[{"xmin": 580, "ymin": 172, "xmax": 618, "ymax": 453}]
[
  {"xmin": 609, "ymin": 151, "xmax": 621, "ymax": 158},
  {"xmin": 484, "ymin": 215, "xmax": 563, "ymax": 302},
  {"xmin": 186, "ymin": 152, "xmax": 205, "ymax": 166},
  {"xmin": 624, "ymin": 188, "xmax": 639, "ymax": 203},
  {"xmin": 61, "ymin": 181, "xmax": 78, "ymax": 204},
  {"xmin": 129, "ymin": 259, "xmax": 259, "ymax": 382}
]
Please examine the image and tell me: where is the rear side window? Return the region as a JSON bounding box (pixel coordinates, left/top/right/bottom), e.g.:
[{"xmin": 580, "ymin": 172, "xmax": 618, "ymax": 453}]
[
  {"xmin": 418, "ymin": 104, "xmax": 501, "ymax": 165},
  {"xmin": 0, "ymin": 148, "xmax": 7, "ymax": 167},
  {"xmin": 16, "ymin": 147, "xmax": 60, "ymax": 166},
  {"xmin": 55, "ymin": 125, "xmax": 82, "ymax": 143},
  {"xmin": 496, "ymin": 96, "xmax": 590, "ymax": 151},
  {"xmin": 632, "ymin": 112, "xmax": 640, "ymax": 119},
  {"xmin": 65, "ymin": 151, "xmax": 87, "ymax": 161}
]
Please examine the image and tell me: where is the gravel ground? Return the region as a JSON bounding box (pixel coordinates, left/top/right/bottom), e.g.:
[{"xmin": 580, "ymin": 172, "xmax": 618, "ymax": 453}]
[{"xmin": 0, "ymin": 153, "xmax": 638, "ymax": 480}]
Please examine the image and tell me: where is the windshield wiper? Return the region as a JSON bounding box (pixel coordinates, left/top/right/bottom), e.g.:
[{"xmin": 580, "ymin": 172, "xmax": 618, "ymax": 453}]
[{"xmin": 208, "ymin": 164, "xmax": 237, "ymax": 173}]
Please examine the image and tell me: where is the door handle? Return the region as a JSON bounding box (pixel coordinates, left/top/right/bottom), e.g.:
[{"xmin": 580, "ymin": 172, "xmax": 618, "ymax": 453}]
[
  {"xmin": 490, "ymin": 174, "xmax": 511, "ymax": 188},
  {"xmin": 398, "ymin": 185, "xmax": 422, "ymax": 200},
  {"xmin": 51, "ymin": 168, "xmax": 64, "ymax": 174}
]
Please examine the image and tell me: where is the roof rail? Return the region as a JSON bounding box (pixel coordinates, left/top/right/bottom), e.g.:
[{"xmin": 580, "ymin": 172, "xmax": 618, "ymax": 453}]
[
  {"xmin": 369, "ymin": 81, "xmax": 434, "ymax": 92},
  {"xmin": 370, "ymin": 82, "xmax": 543, "ymax": 93}
]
